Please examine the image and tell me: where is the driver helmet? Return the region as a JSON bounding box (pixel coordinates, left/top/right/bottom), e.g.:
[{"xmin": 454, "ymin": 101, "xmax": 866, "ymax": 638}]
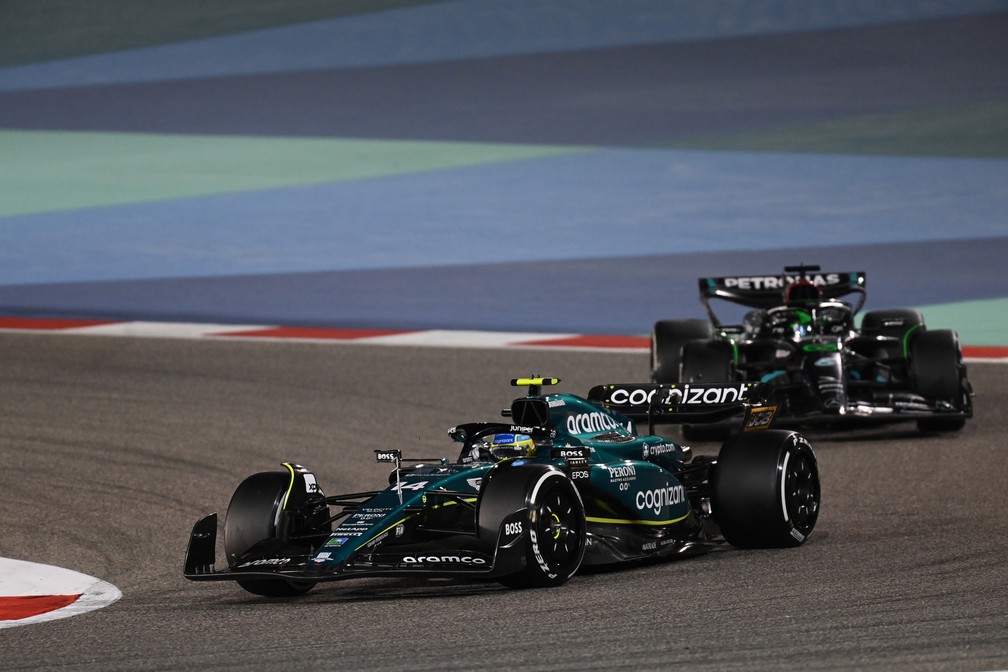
[
  {"xmin": 784, "ymin": 280, "xmax": 822, "ymax": 306},
  {"xmin": 742, "ymin": 309, "xmax": 764, "ymax": 337},
  {"xmin": 489, "ymin": 433, "xmax": 536, "ymax": 459}
]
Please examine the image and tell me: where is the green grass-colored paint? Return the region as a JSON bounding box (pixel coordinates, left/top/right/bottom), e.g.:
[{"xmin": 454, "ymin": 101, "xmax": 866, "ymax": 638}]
[{"xmin": 0, "ymin": 130, "xmax": 583, "ymax": 217}]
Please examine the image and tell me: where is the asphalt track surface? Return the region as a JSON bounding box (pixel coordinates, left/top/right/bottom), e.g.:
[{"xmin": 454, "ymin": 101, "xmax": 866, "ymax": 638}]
[{"xmin": 2, "ymin": 332, "xmax": 1006, "ymax": 671}]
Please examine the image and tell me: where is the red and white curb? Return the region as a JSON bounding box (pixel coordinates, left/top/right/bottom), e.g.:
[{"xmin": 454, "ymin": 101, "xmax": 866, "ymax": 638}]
[
  {"xmin": 0, "ymin": 316, "xmax": 1005, "ymax": 360},
  {"xmin": 0, "ymin": 317, "xmax": 651, "ymax": 351},
  {"xmin": 0, "ymin": 558, "xmax": 121, "ymax": 628}
]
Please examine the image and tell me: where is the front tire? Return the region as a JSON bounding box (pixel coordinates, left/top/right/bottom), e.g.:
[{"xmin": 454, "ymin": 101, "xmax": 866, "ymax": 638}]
[
  {"xmin": 478, "ymin": 466, "xmax": 586, "ymax": 588},
  {"xmin": 680, "ymin": 339, "xmax": 735, "ymax": 441},
  {"xmin": 910, "ymin": 329, "xmax": 970, "ymax": 432},
  {"xmin": 860, "ymin": 308, "xmax": 925, "ymax": 340},
  {"xmin": 712, "ymin": 430, "xmax": 820, "ymax": 548},
  {"xmin": 651, "ymin": 319, "xmax": 714, "ymax": 383},
  {"xmin": 680, "ymin": 339, "xmax": 734, "ymax": 383},
  {"xmin": 224, "ymin": 472, "xmax": 317, "ymax": 597}
]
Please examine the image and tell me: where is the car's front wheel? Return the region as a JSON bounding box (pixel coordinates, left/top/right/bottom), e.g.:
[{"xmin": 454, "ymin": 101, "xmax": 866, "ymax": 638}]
[
  {"xmin": 712, "ymin": 430, "xmax": 820, "ymax": 548},
  {"xmin": 478, "ymin": 466, "xmax": 586, "ymax": 588},
  {"xmin": 224, "ymin": 471, "xmax": 318, "ymax": 597},
  {"xmin": 860, "ymin": 308, "xmax": 925, "ymax": 341},
  {"xmin": 680, "ymin": 339, "xmax": 736, "ymax": 441},
  {"xmin": 651, "ymin": 319, "xmax": 714, "ymax": 383},
  {"xmin": 910, "ymin": 329, "xmax": 970, "ymax": 432}
]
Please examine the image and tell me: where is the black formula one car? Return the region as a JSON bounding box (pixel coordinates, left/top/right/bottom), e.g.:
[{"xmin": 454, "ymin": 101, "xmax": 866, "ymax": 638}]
[
  {"xmin": 184, "ymin": 377, "xmax": 820, "ymax": 595},
  {"xmin": 650, "ymin": 264, "xmax": 973, "ymax": 434}
]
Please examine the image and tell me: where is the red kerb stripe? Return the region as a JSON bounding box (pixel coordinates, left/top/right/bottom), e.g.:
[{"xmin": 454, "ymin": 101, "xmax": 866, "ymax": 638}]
[
  {"xmin": 517, "ymin": 334, "xmax": 651, "ymax": 348},
  {"xmin": 962, "ymin": 345, "xmax": 1008, "ymax": 358},
  {"xmin": 0, "ymin": 594, "xmax": 82, "ymax": 621},
  {"xmin": 0, "ymin": 317, "xmax": 115, "ymax": 330}
]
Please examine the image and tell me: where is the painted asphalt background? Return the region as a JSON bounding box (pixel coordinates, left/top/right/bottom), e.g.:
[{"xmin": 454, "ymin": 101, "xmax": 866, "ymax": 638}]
[
  {"xmin": 0, "ymin": 0, "xmax": 1006, "ymax": 627},
  {"xmin": 4, "ymin": 0, "xmax": 1006, "ymax": 91},
  {"xmin": 1, "ymin": 2, "xmax": 1006, "ymax": 346}
]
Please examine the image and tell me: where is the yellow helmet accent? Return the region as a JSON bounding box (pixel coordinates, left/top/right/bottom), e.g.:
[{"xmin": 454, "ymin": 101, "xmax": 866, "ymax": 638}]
[{"xmin": 490, "ymin": 433, "xmax": 536, "ymax": 459}]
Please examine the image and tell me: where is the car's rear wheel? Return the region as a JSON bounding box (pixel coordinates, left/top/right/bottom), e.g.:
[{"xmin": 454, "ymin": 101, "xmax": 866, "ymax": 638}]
[
  {"xmin": 712, "ymin": 430, "xmax": 820, "ymax": 548},
  {"xmin": 225, "ymin": 471, "xmax": 317, "ymax": 597},
  {"xmin": 651, "ymin": 319, "xmax": 714, "ymax": 383},
  {"xmin": 478, "ymin": 466, "xmax": 586, "ymax": 588},
  {"xmin": 910, "ymin": 329, "xmax": 969, "ymax": 432}
]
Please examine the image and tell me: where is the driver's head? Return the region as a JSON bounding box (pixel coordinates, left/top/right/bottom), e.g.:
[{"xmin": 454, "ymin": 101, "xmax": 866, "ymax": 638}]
[
  {"xmin": 784, "ymin": 280, "xmax": 821, "ymax": 306},
  {"xmin": 489, "ymin": 433, "xmax": 536, "ymax": 459}
]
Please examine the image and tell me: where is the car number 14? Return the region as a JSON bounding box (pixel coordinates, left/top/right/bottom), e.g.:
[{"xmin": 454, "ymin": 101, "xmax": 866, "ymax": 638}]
[{"xmin": 393, "ymin": 480, "xmax": 428, "ymax": 492}]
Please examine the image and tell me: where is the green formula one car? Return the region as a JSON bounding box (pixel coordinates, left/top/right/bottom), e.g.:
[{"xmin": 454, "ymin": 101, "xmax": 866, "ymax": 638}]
[{"xmin": 184, "ymin": 377, "xmax": 819, "ymax": 595}]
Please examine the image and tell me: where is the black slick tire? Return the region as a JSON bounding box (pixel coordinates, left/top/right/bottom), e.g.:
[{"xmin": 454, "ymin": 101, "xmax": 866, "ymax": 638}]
[
  {"xmin": 712, "ymin": 430, "xmax": 820, "ymax": 548},
  {"xmin": 860, "ymin": 308, "xmax": 925, "ymax": 340},
  {"xmin": 651, "ymin": 319, "xmax": 714, "ymax": 383},
  {"xmin": 910, "ymin": 329, "xmax": 969, "ymax": 432},
  {"xmin": 478, "ymin": 465, "xmax": 586, "ymax": 588},
  {"xmin": 679, "ymin": 339, "xmax": 735, "ymax": 441},
  {"xmin": 224, "ymin": 471, "xmax": 317, "ymax": 597}
]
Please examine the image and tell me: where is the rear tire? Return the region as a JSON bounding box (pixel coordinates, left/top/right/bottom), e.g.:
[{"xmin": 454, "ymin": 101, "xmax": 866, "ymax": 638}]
[
  {"xmin": 712, "ymin": 430, "xmax": 820, "ymax": 548},
  {"xmin": 478, "ymin": 466, "xmax": 586, "ymax": 588},
  {"xmin": 860, "ymin": 309, "xmax": 924, "ymax": 340},
  {"xmin": 651, "ymin": 319, "xmax": 714, "ymax": 383},
  {"xmin": 225, "ymin": 472, "xmax": 317, "ymax": 597},
  {"xmin": 910, "ymin": 329, "xmax": 969, "ymax": 432}
]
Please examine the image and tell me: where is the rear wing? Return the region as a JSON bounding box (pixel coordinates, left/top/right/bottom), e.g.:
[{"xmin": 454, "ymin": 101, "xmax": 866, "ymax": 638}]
[
  {"xmin": 699, "ymin": 269, "xmax": 866, "ymax": 325},
  {"xmin": 587, "ymin": 382, "xmax": 778, "ymax": 434}
]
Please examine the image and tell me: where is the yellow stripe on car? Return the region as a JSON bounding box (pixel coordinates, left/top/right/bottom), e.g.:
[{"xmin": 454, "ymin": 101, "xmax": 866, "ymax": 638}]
[{"xmin": 586, "ymin": 513, "xmax": 690, "ymax": 526}]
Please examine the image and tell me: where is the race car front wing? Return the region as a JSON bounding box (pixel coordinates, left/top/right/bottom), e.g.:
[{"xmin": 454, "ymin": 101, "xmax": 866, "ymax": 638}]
[{"xmin": 183, "ymin": 512, "xmax": 527, "ymax": 584}]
